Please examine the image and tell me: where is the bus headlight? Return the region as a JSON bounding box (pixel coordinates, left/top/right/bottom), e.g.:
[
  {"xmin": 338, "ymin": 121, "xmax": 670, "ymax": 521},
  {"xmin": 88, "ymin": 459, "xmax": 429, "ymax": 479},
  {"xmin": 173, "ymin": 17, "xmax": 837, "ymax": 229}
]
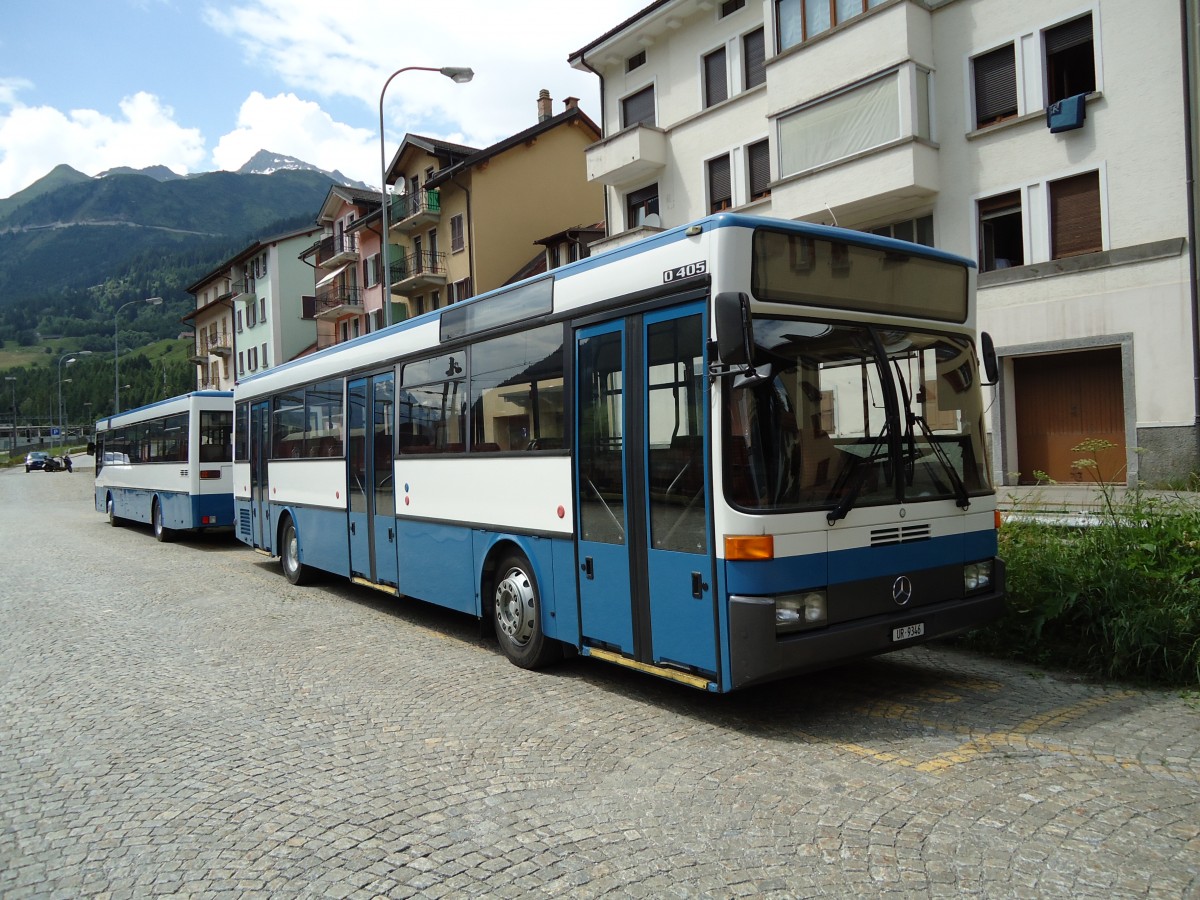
[
  {"xmin": 776, "ymin": 591, "xmax": 827, "ymax": 634},
  {"xmin": 964, "ymin": 561, "xmax": 993, "ymax": 594}
]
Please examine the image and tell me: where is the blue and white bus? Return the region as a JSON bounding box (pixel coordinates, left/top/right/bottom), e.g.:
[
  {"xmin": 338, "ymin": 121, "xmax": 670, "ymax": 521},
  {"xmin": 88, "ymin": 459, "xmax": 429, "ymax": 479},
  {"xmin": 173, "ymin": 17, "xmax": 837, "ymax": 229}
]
[
  {"xmin": 93, "ymin": 391, "xmax": 235, "ymax": 541},
  {"xmin": 233, "ymin": 213, "xmax": 1004, "ymax": 692}
]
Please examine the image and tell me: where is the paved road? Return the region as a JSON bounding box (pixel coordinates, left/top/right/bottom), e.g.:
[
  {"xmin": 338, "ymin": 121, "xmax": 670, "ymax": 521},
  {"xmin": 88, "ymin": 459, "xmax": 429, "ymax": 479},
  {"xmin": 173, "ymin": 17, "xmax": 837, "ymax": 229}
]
[{"xmin": 2, "ymin": 462, "xmax": 1198, "ymax": 899}]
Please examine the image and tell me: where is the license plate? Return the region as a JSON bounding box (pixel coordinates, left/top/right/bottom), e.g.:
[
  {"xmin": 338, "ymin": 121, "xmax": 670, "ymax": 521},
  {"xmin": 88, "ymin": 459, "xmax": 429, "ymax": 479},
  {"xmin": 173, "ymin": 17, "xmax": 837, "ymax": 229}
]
[{"xmin": 892, "ymin": 622, "xmax": 925, "ymax": 642}]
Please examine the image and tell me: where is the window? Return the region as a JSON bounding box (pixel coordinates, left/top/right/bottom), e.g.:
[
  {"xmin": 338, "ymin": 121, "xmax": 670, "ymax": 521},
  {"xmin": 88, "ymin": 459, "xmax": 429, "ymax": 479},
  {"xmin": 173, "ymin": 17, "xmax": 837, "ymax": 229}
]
[
  {"xmin": 304, "ymin": 379, "xmax": 344, "ymax": 457},
  {"xmin": 247, "ymin": 302, "xmax": 257, "ymax": 328},
  {"xmin": 261, "ymin": 343, "xmax": 268, "ymax": 368},
  {"xmin": 708, "ymin": 155, "xmax": 732, "ymax": 213},
  {"xmin": 627, "ymin": 183, "xmax": 660, "ymax": 228},
  {"xmin": 398, "ymin": 353, "xmax": 467, "ymax": 453},
  {"xmin": 870, "ymin": 215, "xmax": 935, "ymax": 247},
  {"xmin": 428, "ymin": 228, "xmax": 438, "ymax": 261},
  {"xmin": 978, "ymin": 191, "xmax": 1024, "ymax": 272},
  {"xmin": 1049, "ymin": 171, "xmax": 1101, "ymax": 259},
  {"xmin": 748, "ymin": 139, "xmax": 771, "ymax": 201},
  {"xmin": 777, "ymin": 0, "xmax": 887, "ymax": 50},
  {"xmin": 743, "ymin": 28, "xmax": 766, "ymax": 90},
  {"xmin": 431, "ymin": 290, "xmax": 441, "ymax": 310},
  {"xmin": 248, "ymin": 346, "xmax": 259, "ymax": 371},
  {"xmin": 704, "ymin": 47, "xmax": 728, "ymax": 108},
  {"xmin": 259, "ymin": 296, "xmax": 266, "ymax": 323},
  {"xmin": 363, "ymin": 253, "xmax": 380, "ymax": 288},
  {"xmin": 237, "ymin": 309, "xmax": 244, "ymax": 333},
  {"xmin": 627, "ymin": 50, "xmax": 646, "ymax": 72},
  {"xmin": 1045, "ymin": 14, "xmax": 1095, "ymax": 106},
  {"xmin": 450, "ymin": 214, "xmax": 465, "ymax": 252},
  {"xmin": 721, "ymin": 0, "xmax": 745, "ymax": 16},
  {"xmin": 973, "ymin": 43, "xmax": 1018, "ymax": 128},
  {"xmin": 449, "ymin": 278, "xmax": 472, "ymax": 304},
  {"xmin": 470, "ymin": 324, "xmax": 565, "ymax": 451},
  {"xmin": 621, "ymin": 85, "xmax": 656, "ymax": 128},
  {"xmin": 778, "ymin": 71, "xmax": 901, "ymax": 177},
  {"xmin": 238, "ymin": 351, "xmax": 245, "ymax": 375}
]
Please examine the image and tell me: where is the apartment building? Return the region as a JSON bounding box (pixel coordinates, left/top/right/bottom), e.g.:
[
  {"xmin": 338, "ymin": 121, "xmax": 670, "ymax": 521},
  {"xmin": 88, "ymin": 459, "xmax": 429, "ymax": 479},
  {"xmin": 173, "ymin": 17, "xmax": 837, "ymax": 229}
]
[
  {"xmin": 305, "ymin": 186, "xmax": 383, "ymax": 351},
  {"xmin": 383, "ymin": 91, "xmax": 604, "ymax": 319},
  {"xmin": 570, "ymin": 0, "xmax": 1199, "ymax": 486},
  {"xmin": 184, "ymin": 225, "xmax": 321, "ymax": 387}
]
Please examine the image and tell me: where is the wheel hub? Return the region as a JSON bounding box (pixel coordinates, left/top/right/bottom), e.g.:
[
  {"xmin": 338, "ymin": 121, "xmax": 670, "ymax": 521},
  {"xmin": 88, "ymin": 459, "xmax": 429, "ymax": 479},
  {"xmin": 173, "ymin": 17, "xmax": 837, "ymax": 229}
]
[{"xmin": 495, "ymin": 567, "xmax": 536, "ymax": 646}]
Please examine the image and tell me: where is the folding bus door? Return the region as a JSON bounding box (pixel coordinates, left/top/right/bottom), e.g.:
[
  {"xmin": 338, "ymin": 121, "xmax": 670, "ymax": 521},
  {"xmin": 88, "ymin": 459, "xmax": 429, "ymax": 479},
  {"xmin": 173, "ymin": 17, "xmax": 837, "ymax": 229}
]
[
  {"xmin": 348, "ymin": 373, "xmax": 398, "ymax": 587},
  {"xmin": 574, "ymin": 298, "xmax": 717, "ymax": 677}
]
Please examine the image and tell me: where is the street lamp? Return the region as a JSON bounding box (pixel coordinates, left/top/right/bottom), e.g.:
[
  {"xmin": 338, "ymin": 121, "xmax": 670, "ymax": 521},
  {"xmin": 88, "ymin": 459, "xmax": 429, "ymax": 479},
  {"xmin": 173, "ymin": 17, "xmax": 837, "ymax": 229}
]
[
  {"xmin": 58, "ymin": 351, "xmax": 92, "ymax": 453},
  {"xmin": 115, "ymin": 297, "xmax": 163, "ymax": 413},
  {"xmin": 379, "ymin": 65, "xmax": 473, "ymax": 328},
  {"xmin": 4, "ymin": 376, "xmax": 15, "ymax": 453}
]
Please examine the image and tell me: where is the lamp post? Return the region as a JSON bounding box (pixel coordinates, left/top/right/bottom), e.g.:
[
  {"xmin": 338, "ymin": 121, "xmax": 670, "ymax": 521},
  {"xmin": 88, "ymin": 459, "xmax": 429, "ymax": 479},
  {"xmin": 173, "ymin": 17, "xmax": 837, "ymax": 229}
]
[
  {"xmin": 115, "ymin": 297, "xmax": 163, "ymax": 414},
  {"xmin": 379, "ymin": 65, "xmax": 473, "ymax": 328},
  {"xmin": 58, "ymin": 350, "xmax": 92, "ymax": 453},
  {"xmin": 4, "ymin": 376, "xmax": 15, "ymax": 453}
]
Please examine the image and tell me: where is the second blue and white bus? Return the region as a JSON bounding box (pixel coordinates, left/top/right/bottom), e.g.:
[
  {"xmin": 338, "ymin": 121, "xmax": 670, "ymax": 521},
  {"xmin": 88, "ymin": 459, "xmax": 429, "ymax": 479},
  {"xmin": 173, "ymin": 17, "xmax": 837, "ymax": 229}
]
[
  {"xmin": 232, "ymin": 213, "xmax": 1004, "ymax": 692},
  {"xmin": 93, "ymin": 391, "xmax": 235, "ymax": 541}
]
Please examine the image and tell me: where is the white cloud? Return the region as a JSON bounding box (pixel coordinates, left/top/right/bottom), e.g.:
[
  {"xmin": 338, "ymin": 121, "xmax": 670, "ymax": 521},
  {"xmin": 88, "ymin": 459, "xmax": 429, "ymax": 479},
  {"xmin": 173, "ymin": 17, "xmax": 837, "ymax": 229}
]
[
  {"xmin": 211, "ymin": 91, "xmax": 379, "ymax": 183},
  {"xmin": 202, "ymin": 0, "xmax": 644, "ymax": 148},
  {"xmin": 0, "ymin": 88, "xmax": 206, "ymax": 197}
]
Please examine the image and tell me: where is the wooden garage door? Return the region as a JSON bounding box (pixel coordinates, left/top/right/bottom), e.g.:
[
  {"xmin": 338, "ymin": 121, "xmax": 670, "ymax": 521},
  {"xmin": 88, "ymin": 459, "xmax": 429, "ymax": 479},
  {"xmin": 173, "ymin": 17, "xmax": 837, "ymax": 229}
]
[{"xmin": 1014, "ymin": 348, "xmax": 1124, "ymax": 484}]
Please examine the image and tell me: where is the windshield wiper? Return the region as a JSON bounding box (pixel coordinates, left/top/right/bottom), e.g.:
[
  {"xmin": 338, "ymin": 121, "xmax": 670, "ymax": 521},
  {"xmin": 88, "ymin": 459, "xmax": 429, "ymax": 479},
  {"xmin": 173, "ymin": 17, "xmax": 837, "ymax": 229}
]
[
  {"xmin": 827, "ymin": 424, "xmax": 889, "ymax": 525},
  {"xmin": 891, "ymin": 360, "xmax": 970, "ymax": 509}
]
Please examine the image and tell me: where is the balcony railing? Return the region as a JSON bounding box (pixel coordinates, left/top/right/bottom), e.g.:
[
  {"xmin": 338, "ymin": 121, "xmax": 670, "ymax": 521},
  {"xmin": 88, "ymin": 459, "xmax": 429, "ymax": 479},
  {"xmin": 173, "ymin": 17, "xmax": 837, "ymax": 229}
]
[
  {"xmin": 189, "ymin": 333, "xmax": 233, "ymax": 363},
  {"xmin": 389, "ymin": 250, "xmax": 448, "ymax": 293},
  {"xmin": 316, "ymin": 233, "xmax": 359, "ymax": 268},
  {"xmin": 313, "ymin": 284, "xmax": 363, "ymax": 319},
  {"xmin": 389, "ymin": 190, "xmax": 440, "ymax": 234},
  {"xmin": 232, "ymin": 277, "xmax": 256, "ymax": 301}
]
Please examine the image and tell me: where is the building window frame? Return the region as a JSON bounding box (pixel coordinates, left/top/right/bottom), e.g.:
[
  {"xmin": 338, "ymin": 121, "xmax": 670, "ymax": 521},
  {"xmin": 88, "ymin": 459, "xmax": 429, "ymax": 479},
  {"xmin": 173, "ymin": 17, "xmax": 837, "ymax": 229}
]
[
  {"xmin": 747, "ymin": 138, "xmax": 772, "ymax": 201},
  {"xmin": 626, "ymin": 183, "xmax": 661, "ymax": 229},
  {"xmin": 707, "ymin": 154, "xmax": 733, "ymax": 213},
  {"xmin": 450, "ymin": 214, "xmax": 465, "ymax": 253},
  {"xmin": 743, "ymin": 27, "xmax": 766, "ymax": 90},
  {"xmin": 703, "ymin": 45, "xmax": 729, "ymax": 109},
  {"xmin": 621, "ymin": 84, "xmax": 656, "ymax": 129}
]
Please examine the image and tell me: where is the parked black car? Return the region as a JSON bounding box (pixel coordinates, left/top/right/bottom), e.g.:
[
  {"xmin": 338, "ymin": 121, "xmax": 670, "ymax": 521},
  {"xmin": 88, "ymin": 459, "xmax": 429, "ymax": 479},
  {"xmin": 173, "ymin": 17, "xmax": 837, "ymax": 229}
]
[{"xmin": 25, "ymin": 451, "xmax": 50, "ymax": 473}]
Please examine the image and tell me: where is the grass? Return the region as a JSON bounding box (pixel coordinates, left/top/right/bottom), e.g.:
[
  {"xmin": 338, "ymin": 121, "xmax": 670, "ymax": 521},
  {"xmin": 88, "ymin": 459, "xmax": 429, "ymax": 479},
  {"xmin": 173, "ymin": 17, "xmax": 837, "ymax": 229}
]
[{"xmin": 964, "ymin": 441, "xmax": 1200, "ymax": 687}]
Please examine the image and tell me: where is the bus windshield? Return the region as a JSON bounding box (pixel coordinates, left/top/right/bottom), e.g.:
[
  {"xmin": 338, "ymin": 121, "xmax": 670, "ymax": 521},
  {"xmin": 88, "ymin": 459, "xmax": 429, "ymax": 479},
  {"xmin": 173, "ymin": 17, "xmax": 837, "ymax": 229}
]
[{"xmin": 723, "ymin": 318, "xmax": 992, "ymax": 513}]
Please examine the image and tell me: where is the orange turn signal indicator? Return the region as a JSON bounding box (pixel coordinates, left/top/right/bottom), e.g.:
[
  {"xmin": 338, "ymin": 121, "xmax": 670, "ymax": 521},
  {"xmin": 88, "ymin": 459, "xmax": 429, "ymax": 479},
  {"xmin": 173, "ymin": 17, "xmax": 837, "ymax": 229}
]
[{"xmin": 724, "ymin": 534, "xmax": 774, "ymax": 561}]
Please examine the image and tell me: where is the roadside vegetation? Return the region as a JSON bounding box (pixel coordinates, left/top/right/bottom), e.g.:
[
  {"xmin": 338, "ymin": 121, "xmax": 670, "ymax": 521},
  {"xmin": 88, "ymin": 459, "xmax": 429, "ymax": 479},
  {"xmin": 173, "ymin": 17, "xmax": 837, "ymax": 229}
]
[{"xmin": 963, "ymin": 440, "xmax": 1200, "ymax": 688}]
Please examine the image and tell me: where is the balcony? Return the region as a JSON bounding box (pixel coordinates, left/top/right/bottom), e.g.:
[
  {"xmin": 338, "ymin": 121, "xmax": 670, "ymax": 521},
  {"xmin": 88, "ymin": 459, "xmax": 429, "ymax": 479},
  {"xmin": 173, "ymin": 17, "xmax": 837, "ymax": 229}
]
[
  {"xmin": 189, "ymin": 333, "xmax": 233, "ymax": 364},
  {"xmin": 316, "ymin": 233, "xmax": 359, "ymax": 268},
  {"xmin": 585, "ymin": 125, "xmax": 667, "ymax": 188},
  {"xmin": 313, "ymin": 284, "xmax": 363, "ymax": 320},
  {"xmin": 388, "ymin": 190, "xmax": 441, "ymax": 235},
  {"xmin": 232, "ymin": 277, "xmax": 256, "ymax": 305},
  {"xmin": 389, "ymin": 251, "xmax": 447, "ymax": 294}
]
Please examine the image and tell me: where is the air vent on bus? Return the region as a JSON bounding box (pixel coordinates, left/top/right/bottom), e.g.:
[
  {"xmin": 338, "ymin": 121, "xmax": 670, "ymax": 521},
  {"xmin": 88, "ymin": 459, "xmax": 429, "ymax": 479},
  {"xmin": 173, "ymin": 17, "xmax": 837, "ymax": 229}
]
[
  {"xmin": 239, "ymin": 508, "xmax": 252, "ymax": 538},
  {"xmin": 870, "ymin": 524, "xmax": 931, "ymax": 546}
]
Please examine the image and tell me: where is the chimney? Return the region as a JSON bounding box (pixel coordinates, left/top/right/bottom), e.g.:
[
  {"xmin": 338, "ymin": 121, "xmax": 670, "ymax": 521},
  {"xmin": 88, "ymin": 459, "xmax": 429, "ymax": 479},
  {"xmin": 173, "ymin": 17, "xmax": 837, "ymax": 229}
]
[
  {"xmin": 563, "ymin": 96, "xmax": 580, "ymax": 112},
  {"xmin": 537, "ymin": 89, "xmax": 553, "ymax": 122}
]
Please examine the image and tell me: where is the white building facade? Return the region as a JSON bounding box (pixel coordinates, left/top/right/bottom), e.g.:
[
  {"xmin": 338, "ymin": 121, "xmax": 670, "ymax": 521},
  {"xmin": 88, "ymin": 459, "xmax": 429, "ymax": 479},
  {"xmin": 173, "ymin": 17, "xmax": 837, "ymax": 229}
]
[{"xmin": 571, "ymin": 0, "xmax": 1199, "ymax": 486}]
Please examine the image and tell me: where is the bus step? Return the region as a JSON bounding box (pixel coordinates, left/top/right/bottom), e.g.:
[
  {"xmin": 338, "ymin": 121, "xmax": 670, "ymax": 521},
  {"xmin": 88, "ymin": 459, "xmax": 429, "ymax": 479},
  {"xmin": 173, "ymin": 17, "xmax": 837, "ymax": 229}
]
[{"xmin": 582, "ymin": 646, "xmax": 716, "ymax": 691}]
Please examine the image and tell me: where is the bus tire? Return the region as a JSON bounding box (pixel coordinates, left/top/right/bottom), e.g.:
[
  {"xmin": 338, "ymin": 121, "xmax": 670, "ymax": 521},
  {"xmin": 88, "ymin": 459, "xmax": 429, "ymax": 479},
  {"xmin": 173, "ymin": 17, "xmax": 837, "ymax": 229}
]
[
  {"xmin": 280, "ymin": 518, "xmax": 312, "ymax": 586},
  {"xmin": 152, "ymin": 499, "xmax": 174, "ymax": 543},
  {"xmin": 492, "ymin": 551, "xmax": 561, "ymax": 669},
  {"xmin": 107, "ymin": 495, "xmax": 122, "ymax": 528}
]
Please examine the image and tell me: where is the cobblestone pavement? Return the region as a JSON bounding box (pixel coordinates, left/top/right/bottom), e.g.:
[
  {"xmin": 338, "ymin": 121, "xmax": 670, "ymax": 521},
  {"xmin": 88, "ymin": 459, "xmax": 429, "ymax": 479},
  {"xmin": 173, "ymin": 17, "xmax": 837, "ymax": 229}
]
[{"xmin": 2, "ymin": 462, "xmax": 1198, "ymax": 899}]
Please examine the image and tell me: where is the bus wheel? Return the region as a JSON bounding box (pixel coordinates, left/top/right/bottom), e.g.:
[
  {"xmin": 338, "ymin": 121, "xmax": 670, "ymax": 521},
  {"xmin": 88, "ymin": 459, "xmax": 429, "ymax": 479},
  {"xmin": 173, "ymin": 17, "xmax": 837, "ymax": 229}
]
[
  {"xmin": 152, "ymin": 499, "xmax": 174, "ymax": 543},
  {"xmin": 107, "ymin": 496, "xmax": 122, "ymax": 528},
  {"xmin": 493, "ymin": 551, "xmax": 560, "ymax": 669},
  {"xmin": 280, "ymin": 518, "xmax": 312, "ymax": 585}
]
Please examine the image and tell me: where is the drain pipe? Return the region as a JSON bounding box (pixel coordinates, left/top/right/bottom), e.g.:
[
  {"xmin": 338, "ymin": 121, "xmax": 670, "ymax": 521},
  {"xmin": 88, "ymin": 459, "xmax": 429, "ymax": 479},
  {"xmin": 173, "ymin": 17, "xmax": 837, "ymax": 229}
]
[
  {"xmin": 575, "ymin": 51, "xmax": 611, "ymax": 239},
  {"xmin": 1183, "ymin": 0, "xmax": 1200, "ymax": 468}
]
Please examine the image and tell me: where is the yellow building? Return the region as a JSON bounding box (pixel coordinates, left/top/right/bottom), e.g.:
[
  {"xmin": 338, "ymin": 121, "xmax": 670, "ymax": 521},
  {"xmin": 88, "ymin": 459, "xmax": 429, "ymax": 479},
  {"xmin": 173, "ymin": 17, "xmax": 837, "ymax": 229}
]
[{"xmin": 384, "ymin": 91, "xmax": 603, "ymax": 319}]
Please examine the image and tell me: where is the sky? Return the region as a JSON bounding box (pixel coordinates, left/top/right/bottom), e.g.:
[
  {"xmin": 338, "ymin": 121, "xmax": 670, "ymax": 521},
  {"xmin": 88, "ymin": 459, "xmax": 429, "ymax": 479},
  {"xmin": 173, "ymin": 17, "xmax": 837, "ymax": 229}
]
[{"xmin": 0, "ymin": 0, "xmax": 647, "ymax": 200}]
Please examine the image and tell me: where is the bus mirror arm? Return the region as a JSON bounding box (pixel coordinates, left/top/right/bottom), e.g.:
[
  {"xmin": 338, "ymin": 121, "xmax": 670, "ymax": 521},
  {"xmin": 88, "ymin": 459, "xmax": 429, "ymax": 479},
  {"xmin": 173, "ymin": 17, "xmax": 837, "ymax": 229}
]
[{"xmin": 710, "ymin": 292, "xmax": 767, "ymax": 387}]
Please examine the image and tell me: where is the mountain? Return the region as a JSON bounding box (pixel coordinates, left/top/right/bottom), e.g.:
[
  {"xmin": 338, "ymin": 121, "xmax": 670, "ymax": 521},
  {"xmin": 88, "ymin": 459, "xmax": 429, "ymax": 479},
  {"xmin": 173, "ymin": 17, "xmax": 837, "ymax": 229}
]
[
  {"xmin": 97, "ymin": 164, "xmax": 184, "ymax": 182},
  {"xmin": 237, "ymin": 149, "xmax": 370, "ymax": 189},
  {"xmin": 0, "ymin": 154, "xmax": 348, "ymax": 357}
]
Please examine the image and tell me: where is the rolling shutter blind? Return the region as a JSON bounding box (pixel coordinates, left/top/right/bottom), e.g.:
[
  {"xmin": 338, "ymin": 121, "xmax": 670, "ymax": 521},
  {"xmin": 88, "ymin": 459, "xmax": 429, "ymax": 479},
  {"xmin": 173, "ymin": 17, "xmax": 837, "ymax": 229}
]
[
  {"xmin": 748, "ymin": 140, "xmax": 771, "ymax": 198},
  {"xmin": 1045, "ymin": 15, "xmax": 1092, "ymax": 54},
  {"xmin": 974, "ymin": 44, "xmax": 1017, "ymax": 126},
  {"xmin": 1050, "ymin": 171, "xmax": 1102, "ymax": 258},
  {"xmin": 622, "ymin": 86, "xmax": 656, "ymax": 128},
  {"xmin": 704, "ymin": 48, "xmax": 728, "ymax": 107},
  {"xmin": 708, "ymin": 155, "xmax": 732, "ymax": 212},
  {"xmin": 744, "ymin": 29, "xmax": 766, "ymax": 89}
]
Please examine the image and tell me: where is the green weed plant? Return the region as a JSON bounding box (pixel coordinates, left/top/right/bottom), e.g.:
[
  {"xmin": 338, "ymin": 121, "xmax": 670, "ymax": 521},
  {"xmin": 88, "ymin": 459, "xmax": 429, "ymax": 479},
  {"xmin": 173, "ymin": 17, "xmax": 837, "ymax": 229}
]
[{"xmin": 967, "ymin": 440, "xmax": 1200, "ymax": 687}]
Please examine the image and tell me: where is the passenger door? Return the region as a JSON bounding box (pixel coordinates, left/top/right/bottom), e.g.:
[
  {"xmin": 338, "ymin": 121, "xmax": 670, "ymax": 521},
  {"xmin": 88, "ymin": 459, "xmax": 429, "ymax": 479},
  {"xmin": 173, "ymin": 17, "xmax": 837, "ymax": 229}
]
[{"xmin": 348, "ymin": 372, "xmax": 398, "ymax": 586}]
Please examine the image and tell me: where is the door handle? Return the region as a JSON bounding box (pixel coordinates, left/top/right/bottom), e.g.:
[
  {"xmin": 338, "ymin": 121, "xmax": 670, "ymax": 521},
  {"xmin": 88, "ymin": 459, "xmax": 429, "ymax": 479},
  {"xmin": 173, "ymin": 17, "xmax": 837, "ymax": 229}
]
[
  {"xmin": 581, "ymin": 556, "xmax": 594, "ymax": 579},
  {"xmin": 350, "ymin": 522, "xmax": 356, "ymax": 535},
  {"xmin": 691, "ymin": 571, "xmax": 708, "ymax": 599},
  {"xmin": 388, "ymin": 527, "xmax": 394, "ymax": 542}
]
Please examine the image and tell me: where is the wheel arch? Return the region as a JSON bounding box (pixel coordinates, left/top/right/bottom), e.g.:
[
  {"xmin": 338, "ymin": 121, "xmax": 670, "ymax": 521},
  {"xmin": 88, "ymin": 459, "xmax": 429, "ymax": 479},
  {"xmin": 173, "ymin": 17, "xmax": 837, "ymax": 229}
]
[{"xmin": 478, "ymin": 535, "xmax": 550, "ymax": 630}]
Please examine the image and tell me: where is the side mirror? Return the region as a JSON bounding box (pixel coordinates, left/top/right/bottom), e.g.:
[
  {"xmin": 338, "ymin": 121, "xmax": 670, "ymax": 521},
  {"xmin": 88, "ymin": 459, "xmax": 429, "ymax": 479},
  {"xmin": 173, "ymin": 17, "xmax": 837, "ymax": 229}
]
[
  {"xmin": 980, "ymin": 332, "xmax": 999, "ymax": 385},
  {"xmin": 86, "ymin": 441, "xmax": 96, "ymax": 456},
  {"xmin": 714, "ymin": 291, "xmax": 754, "ymax": 367}
]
